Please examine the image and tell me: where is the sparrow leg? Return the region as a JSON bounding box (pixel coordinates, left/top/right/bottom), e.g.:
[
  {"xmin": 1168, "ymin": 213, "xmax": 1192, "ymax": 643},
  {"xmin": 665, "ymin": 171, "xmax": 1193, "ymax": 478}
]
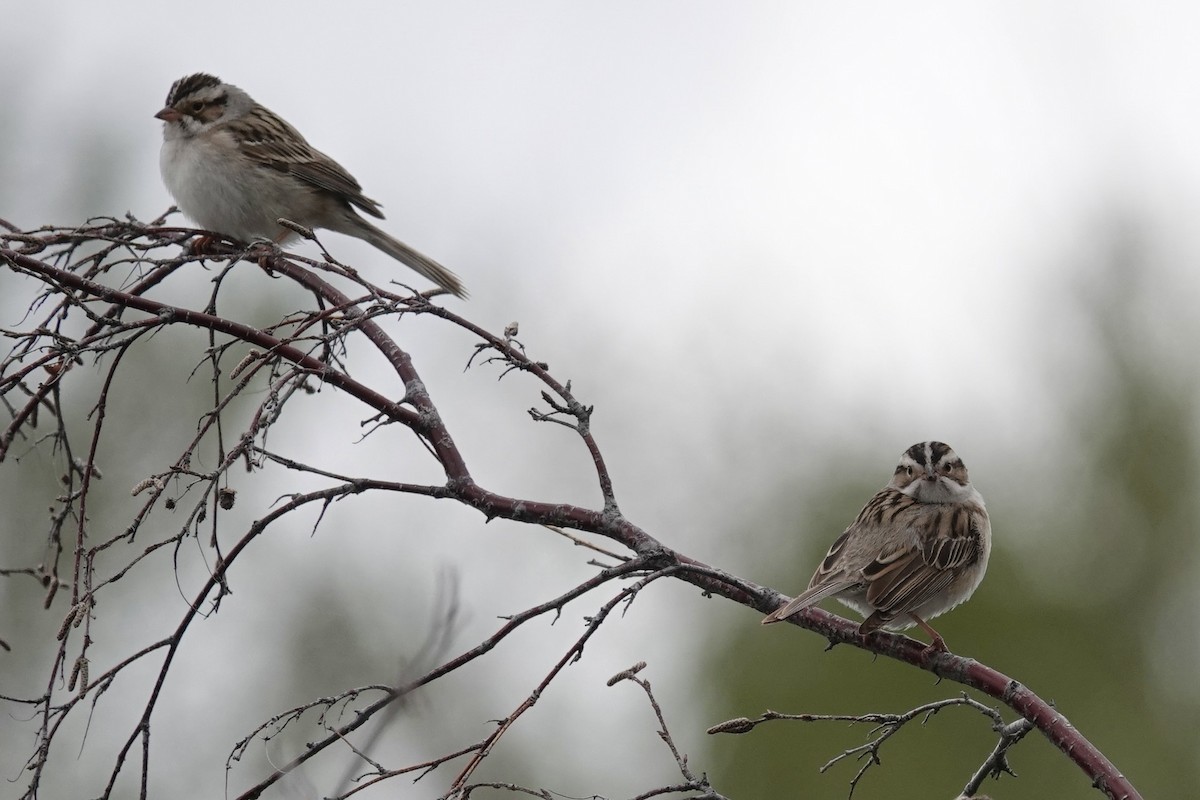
[{"xmin": 909, "ymin": 613, "xmax": 949, "ymax": 653}]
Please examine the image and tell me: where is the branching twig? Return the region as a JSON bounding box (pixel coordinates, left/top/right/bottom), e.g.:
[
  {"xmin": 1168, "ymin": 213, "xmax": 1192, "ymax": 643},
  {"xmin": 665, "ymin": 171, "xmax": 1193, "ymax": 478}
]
[
  {"xmin": 609, "ymin": 662, "xmax": 730, "ymax": 800},
  {"xmin": 708, "ymin": 694, "xmax": 1026, "ymax": 799},
  {"xmin": 962, "ymin": 716, "xmax": 1034, "ymax": 797},
  {"xmin": 0, "ymin": 219, "xmax": 1143, "ymax": 800}
]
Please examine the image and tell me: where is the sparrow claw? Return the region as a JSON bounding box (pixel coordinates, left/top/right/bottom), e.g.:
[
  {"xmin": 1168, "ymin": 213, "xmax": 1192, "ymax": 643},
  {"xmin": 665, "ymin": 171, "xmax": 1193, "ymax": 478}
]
[
  {"xmin": 188, "ymin": 234, "xmax": 219, "ymax": 256},
  {"xmin": 917, "ymin": 636, "xmax": 950, "ymax": 659},
  {"xmin": 910, "ymin": 612, "xmax": 951, "ymax": 655}
]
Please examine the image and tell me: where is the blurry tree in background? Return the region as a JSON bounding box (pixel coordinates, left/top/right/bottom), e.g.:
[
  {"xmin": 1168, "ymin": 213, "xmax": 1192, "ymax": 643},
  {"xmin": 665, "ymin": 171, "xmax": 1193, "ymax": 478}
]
[{"xmin": 706, "ymin": 209, "xmax": 1199, "ymax": 798}]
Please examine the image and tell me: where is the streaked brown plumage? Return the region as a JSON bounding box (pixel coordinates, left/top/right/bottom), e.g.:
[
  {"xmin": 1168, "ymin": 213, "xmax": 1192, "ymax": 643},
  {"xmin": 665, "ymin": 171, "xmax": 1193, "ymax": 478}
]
[
  {"xmin": 157, "ymin": 73, "xmax": 467, "ymax": 298},
  {"xmin": 762, "ymin": 441, "xmax": 990, "ymax": 651}
]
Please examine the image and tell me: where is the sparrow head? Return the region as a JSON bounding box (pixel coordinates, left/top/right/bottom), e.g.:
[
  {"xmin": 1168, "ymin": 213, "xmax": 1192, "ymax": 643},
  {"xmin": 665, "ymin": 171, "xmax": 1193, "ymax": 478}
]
[
  {"xmin": 888, "ymin": 441, "xmax": 972, "ymax": 503},
  {"xmin": 156, "ymin": 73, "xmax": 251, "ymax": 136}
]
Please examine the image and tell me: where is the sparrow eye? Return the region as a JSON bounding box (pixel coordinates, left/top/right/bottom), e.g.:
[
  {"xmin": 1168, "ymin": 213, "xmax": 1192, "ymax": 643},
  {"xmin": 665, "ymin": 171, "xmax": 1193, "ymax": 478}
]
[{"xmin": 189, "ymin": 100, "xmax": 205, "ymax": 114}]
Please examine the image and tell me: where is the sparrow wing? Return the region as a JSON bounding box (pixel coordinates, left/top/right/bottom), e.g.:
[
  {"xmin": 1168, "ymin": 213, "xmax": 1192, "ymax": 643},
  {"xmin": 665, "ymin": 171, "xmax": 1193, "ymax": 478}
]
[
  {"xmin": 239, "ymin": 107, "xmax": 386, "ymax": 219},
  {"xmin": 861, "ymin": 504, "xmax": 984, "ymax": 627}
]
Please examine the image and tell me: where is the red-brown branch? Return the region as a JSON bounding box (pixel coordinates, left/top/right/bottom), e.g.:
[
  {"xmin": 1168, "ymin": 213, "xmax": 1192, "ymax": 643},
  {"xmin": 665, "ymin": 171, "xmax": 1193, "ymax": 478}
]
[{"xmin": 0, "ymin": 240, "xmax": 1141, "ymax": 800}]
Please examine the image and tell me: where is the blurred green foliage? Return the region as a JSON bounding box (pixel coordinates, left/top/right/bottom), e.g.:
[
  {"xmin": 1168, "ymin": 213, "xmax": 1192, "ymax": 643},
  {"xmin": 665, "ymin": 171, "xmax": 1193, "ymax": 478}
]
[{"xmin": 702, "ymin": 219, "xmax": 1199, "ymax": 798}]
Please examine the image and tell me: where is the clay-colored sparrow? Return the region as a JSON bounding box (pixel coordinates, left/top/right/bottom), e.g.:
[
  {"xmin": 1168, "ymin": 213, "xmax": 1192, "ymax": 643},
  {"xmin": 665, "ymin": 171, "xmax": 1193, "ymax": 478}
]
[
  {"xmin": 762, "ymin": 441, "xmax": 991, "ymax": 652},
  {"xmin": 156, "ymin": 73, "xmax": 466, "ymax": 297}
]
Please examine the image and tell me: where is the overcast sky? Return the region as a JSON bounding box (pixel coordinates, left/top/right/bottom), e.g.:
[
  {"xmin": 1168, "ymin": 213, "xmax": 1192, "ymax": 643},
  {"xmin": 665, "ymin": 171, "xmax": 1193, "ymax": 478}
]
[{"xmin": 10, "ymin": 3, "xmax": 1200, "ymax": 454}]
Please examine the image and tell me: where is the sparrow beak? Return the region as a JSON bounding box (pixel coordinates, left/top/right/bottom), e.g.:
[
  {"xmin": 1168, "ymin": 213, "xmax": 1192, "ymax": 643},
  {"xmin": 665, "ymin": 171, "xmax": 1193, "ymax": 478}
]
[{"xmin": 155, "ymin": 107, "xmax": 181, "ymax": 123}]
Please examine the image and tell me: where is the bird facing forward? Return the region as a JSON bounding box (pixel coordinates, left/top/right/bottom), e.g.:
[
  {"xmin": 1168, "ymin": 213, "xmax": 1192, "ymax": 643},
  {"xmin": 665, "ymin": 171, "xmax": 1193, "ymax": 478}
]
[
  {"xmin": 761, "ymin": 441, "xmax": 991, "ymax": 652},
  {"xmin": 155, "ymin": 73, "xmax": 466, "ymax": 298}
]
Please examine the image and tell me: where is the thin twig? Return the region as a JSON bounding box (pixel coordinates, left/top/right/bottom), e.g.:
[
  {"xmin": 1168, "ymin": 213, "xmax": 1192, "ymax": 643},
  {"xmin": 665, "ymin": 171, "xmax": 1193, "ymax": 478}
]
[{"xmin": 709, "ymin": 695, "xmax": 1017, "ymax": 799}]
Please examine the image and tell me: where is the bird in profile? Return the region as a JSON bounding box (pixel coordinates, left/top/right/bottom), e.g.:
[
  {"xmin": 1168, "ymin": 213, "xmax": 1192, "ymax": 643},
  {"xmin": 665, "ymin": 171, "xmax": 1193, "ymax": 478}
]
[{"xmin": 155, "ymin": 72, "xmax": 466, "ymax": 298}]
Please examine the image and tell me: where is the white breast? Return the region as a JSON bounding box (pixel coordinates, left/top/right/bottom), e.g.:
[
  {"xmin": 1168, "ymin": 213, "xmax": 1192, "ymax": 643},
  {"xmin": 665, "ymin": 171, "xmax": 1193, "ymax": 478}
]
[{"xmin": 159, "ymin": 129, "xmax": 297, "ymax": 243}]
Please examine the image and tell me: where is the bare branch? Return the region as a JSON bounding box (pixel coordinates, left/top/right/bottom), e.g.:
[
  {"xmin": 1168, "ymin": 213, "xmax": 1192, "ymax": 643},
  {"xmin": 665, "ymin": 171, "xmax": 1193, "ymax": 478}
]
[
  {"xmin": 609, "ymin": 663, "xmax": 730, "ymax": 800},
  {"xmin": 707, "ymin": 694, "xmax": 1046, "ymax": 800},
  {"xmin": 0, "ymin": 219, "xmax": 1143, "ymax": 800}
]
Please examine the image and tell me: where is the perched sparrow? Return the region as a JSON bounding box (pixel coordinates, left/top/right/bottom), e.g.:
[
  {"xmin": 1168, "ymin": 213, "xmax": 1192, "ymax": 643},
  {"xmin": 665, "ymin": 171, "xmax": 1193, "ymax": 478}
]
[
  {"xmin": 762, "ymin": 441, "xmax": 990, "ymax": 652},
  {"xmin": 155, "ymin": 73, "xmax": 466, "ymax": 298}
]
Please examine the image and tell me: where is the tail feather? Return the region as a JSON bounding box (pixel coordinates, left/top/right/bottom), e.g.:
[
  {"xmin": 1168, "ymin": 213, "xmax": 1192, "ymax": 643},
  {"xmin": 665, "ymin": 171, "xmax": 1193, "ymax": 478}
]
[
  {"xmin": 761, "ymin": 579, "xmax": 855, "ymax": 624},
  {"xmin": 347, "ymin": 216, "xmax": 468, "ymax": 299}
]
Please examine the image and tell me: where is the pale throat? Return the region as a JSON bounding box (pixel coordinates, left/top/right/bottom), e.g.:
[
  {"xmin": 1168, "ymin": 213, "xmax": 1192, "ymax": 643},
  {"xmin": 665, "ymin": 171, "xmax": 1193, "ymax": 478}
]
[{"xmin": 905, "ymin": 477, "xmax": 970, "ymax": 504}]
